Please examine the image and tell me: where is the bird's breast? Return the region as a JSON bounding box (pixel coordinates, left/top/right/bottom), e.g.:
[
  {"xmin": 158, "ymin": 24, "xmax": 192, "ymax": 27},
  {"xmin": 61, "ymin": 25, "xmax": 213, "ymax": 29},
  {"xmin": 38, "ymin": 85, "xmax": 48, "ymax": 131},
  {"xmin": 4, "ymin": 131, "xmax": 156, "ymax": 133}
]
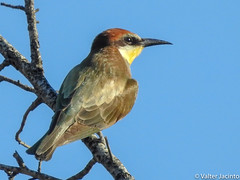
[{"xmin": 90, "ymin": 47, "xmax": 132, "ymax": 79}]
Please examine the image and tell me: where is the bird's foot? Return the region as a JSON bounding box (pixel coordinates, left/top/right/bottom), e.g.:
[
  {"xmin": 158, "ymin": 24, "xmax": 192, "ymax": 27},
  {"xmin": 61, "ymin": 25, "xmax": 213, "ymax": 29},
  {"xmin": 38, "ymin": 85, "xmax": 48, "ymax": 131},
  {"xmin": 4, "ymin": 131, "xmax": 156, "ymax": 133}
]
[
  {"xmin": 37, "ymin": 160, "xmax": 42, "ymax": 173},
  {"xmin": 97, "ymin": 131, "xmax": 114, "ymax": 162}
]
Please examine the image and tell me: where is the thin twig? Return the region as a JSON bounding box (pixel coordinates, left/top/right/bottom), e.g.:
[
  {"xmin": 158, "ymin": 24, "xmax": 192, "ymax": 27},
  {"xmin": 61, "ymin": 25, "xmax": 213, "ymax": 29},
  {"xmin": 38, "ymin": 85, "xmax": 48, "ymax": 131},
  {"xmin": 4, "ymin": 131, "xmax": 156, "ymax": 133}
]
[
  {"xmin": 15, "ymin": 97, "xmax": 42, "ymax": 148},
  {"xmin": 67, "ymin": 158, "xmax": 97, "ymax": 180},
  {"xmin": 0, "ymin": 152, "xmax": 60, "ymax": 180},
  {"xmin": 13, "ymin": 151, "xmax": 26, "ymax": 168},
  {"xmin": 0, "ymin": 2, "xmax": 25, "ymax": 11},
  {"xmin": 0, "ymin": 75, "xmax": 35, "ymax": 93},
  {"xmin": 8, "ymin": 174, "xmax": 17, "ymax": 180},
  {"xmin": 0, "ymin": 59, "xmax": 10, "ymax": 71},
  {"xmin": 24, "ymin": 0, "xmax": 42, "ymax": 68},
  {"xmin": 4, "ymin": 169, "xmax": 17, "ymax": 180}
]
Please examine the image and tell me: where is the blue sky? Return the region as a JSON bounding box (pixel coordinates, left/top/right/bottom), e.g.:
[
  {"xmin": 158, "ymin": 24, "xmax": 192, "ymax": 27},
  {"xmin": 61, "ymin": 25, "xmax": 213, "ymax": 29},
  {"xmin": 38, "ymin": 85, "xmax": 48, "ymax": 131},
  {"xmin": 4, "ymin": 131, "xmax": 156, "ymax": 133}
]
[{"xmin": 1, "ymin": 0, "xmax": 240, "ymax": 179}]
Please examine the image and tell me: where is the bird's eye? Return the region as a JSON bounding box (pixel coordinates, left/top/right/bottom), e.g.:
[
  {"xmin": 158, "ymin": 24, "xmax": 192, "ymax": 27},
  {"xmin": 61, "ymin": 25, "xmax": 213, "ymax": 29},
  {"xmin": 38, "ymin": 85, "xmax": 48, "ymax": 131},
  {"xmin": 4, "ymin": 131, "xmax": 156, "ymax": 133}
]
[
  {"xmin": 124, "ymin": 37, "xmax": 133, "ymax": 43},
  {"xmin": 124, "ymin": 36, "xmax": 138, "ymax": 45}
]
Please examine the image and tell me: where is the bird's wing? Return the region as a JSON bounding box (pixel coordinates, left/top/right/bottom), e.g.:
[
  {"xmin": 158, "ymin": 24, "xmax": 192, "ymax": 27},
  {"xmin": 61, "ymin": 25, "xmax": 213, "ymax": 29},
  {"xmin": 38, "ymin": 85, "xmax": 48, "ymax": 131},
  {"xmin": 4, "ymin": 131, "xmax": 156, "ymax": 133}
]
[
  {"xmin": 56, "ymin": 78, "xmax": 138, "ymax": 146},
  {"xmin": 36, "ymin": 62, "xmax": 138, "ymax": 155},
  {"xmin": 35, "ymin": 63, "xmax": 94, "ymax": 154},
  {"xmin": 77, "ymin": 78, "xmax": 138, "ymax": 128}
]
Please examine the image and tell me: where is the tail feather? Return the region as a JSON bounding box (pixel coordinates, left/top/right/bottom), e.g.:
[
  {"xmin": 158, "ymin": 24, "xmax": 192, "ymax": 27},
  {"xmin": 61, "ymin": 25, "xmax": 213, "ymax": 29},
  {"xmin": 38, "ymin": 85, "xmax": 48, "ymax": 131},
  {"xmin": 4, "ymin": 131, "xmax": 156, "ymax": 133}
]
[
  {"xmin": 26, "ymin": 133, "xmax": 57, "ymax": 161},
  {"xmin": 37, "ymin": 145, "xmax": 57, "ymax": 161},
  {"xmin": 26, "ymin": 127, "xmax": 65, "ymax": 161},
  {"xmin": 35, "ymin": 126, "xmax": 64, "ymax": 155},
  {"xmin": 26, "ymin": 134, "xmax": 46, "ymax": 155}
]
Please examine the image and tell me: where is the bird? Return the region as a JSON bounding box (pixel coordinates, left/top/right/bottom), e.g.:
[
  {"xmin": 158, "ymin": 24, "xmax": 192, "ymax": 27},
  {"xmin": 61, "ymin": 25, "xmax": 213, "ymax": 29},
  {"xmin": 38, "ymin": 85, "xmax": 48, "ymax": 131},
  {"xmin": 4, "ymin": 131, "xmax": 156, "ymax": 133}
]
[{"xmin": 26, "ymin": 28, "xmax": 172, "ymax": 161}]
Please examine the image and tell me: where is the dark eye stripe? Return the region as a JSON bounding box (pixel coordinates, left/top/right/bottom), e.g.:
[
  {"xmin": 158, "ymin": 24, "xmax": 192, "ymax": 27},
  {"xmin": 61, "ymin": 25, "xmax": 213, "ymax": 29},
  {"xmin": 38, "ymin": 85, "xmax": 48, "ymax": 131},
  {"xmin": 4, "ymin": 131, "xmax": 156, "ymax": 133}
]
[{"xmin": 124, "ymin": 36, "xmax": 139, "ymax": 45}]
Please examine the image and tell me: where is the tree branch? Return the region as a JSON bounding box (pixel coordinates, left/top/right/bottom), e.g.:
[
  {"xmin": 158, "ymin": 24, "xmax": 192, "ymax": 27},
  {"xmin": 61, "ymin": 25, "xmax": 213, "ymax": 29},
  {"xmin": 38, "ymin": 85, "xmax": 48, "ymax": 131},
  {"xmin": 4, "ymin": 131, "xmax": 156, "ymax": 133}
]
[
  {"xmin": 24, "ymin": 0, "xmax": 42, "ymax": 68},
  {"xmin": 82, "ymin": 135, "xmax": 134, "ymax": 180},
  {"xmin": 15, "ymin": 97, "xmax": 42, "ymax": 148},
  {"xmin": 67, "ymin": 158, "xmax": 97, "ymax": 180},
  {"xmin": 0, "ymin": 152, "xmax": 60, "ymax": 180},
  {"xmin": 0, "ymin": 35, "xmax": 57, "ymax": 109},
  {"xmin": 0, "ymin": 35, "xmax": 29, "ymax": 66},
  {"xmin": 0, "ymin": 75, "xmax": 35, "ymax": 92},
  {"xmin": 13, "ymin": 151, "xmax": 26, "ymax": 168},
  {"xmin": 0, "ymin": 2, "xmax": 25, "ymax": 11},
  {"xmin": 0, "ymin": 59, "xmax": 10, "ymax": 71}
]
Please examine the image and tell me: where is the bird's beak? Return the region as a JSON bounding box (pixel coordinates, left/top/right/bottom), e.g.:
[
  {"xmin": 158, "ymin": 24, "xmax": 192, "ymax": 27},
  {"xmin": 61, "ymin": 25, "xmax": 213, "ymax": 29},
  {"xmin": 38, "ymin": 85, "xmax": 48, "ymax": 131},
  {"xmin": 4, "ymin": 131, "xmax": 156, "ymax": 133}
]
[{"xmin": 141, "ymin": 38, "xmax": 172, "ymax": 47}]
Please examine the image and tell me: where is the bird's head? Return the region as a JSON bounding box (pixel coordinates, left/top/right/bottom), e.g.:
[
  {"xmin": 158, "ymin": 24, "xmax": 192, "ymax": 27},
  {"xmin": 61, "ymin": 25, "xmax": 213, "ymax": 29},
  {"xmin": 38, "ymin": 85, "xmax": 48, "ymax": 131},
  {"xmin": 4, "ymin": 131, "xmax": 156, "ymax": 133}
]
[{"xmin": 91, "ymin": 28, "xmax": 172, "ymax": 65}]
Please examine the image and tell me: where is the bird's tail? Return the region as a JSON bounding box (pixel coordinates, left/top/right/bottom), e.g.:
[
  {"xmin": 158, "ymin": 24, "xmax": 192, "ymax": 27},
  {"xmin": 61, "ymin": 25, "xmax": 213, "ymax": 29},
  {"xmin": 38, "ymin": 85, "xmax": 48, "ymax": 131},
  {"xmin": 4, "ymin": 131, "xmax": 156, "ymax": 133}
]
[
  {"xmin": 26, "ymin": 111, "xmax": 67, "ymax": 161},
  {"xmin": 26, "ymin": 133, "xmax": 57, "ymax": 161}
]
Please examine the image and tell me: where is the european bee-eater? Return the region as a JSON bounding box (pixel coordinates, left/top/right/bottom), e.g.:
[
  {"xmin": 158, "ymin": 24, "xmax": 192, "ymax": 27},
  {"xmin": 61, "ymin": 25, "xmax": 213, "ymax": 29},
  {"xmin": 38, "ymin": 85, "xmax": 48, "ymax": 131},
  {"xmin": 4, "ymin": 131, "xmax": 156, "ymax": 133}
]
[{"xmin": 26, "ymin": 28, "xmax": 172, "ymax": 161}]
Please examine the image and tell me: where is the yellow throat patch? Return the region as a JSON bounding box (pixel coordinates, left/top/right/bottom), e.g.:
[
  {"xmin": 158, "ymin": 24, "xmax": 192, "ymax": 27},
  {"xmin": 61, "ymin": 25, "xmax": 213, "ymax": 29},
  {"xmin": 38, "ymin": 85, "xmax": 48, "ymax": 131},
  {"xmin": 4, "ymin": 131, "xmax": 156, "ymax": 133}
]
[{"xmin": 118, "ymin": 46, "xmax": 144, "ymax": 65}]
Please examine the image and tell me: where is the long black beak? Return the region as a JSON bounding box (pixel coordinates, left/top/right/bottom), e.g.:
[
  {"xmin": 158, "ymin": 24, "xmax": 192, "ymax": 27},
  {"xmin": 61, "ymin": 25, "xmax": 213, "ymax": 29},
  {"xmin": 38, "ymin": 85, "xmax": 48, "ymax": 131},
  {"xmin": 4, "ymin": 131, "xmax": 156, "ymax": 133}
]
[{"xmin": 141, "ymin": 38, "xmax": 172, "ymax": 47}]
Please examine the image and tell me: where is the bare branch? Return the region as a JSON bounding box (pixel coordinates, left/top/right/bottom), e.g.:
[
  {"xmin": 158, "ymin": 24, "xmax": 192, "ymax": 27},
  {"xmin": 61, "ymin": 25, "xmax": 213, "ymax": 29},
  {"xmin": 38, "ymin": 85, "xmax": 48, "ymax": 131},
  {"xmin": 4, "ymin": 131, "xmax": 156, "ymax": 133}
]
[
  {"xmin": 24, "ymin": 0, "xmax": 42, "ymax": 68},
  {"xmin": 0, "ymin": 59, "xmax": 10, "ymax": 71},
  {"xmin": 0, "ymin": 2, "xmax": 25, "ymax": 11},
  {"xmin": 0, "ymin": 35, "xmax": 57, "ymax": 109},
  {"xmin": 13, "ymin": 151, "xmax": 26, "ymax": 168},
  {"xmin": 0, "ymin": 35, "xmax": 29, "ymax": 66},
  {"xmin": 15, "ymin": 97, "xmax": 42, "ymax": 148},
  {"xmin": 82, "ymin": 135, "xmax": 135, "ymax": 180},
  {"xmin": 3, "ymin": 167, "xmax": 18, "ymax": 180},
  {"xmin": 0, "ymin": 75, "xmax": 35, "ymax": 92},
  {"xmin": 0, "ymin": 152, "xmax": 60, "ymax": 180},
  {"xmin": 67, "ymin": 158, "xmax": 96, "ymax": 180}
]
